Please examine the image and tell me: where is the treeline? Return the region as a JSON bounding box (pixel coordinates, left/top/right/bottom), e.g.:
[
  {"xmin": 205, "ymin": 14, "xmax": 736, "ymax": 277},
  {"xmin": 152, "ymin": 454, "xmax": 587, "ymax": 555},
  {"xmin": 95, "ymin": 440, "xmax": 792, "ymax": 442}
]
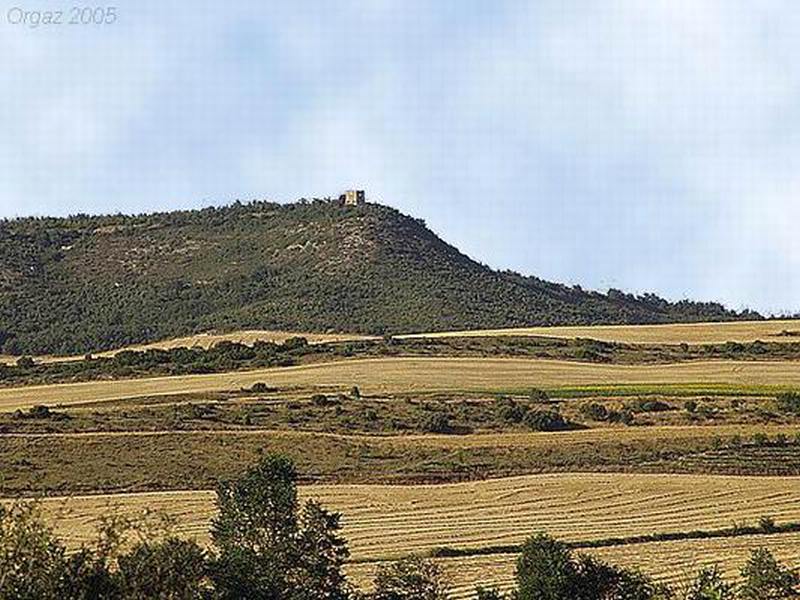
[
  {"xmin": 3, "ymin": 455, "xmax": 799, "ymax": 599},
  {"xmin": 0, "ymin": 200, "xmax": 761, "ymax": 355},
  {"xmin": 6, "ymin": 334, "xmax": 800, "ymax": 389}
]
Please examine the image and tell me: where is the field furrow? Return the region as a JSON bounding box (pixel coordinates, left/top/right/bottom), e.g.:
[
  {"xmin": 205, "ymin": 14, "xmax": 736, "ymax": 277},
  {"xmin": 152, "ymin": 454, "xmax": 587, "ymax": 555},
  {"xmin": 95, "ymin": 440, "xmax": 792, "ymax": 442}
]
[
  {"xmin": 2, "ymin": 357, "xmax": 800, "ymax": 411},
  {"xmin": 14, "ymin": 473, "xmax": 800, "ymax": 562}
]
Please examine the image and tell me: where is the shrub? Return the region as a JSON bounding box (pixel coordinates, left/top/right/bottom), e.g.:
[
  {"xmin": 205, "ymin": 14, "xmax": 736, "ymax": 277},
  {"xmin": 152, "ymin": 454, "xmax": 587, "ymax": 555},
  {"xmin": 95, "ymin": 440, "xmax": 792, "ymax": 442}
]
[
  {"xmin": 282, "ymin": 337, "xmax": 309, "ymax": 351},
  {"xmin": 421, "ymin": 413, "xmax": 452, "ymax": 434},
  {"xmin": 529, "ymin": 389, "xmax": 550, "ymax": 402},
  {"xmin": 628, "ymin": 399, "xmax": 672, "ymax": 413},
  {"xmin": 371, "ymin": 556, "xmax": 449, "ymax": 600},
  {"xmin": 351, "ymin": 386, "xmax": 361, "ymax": 399},
  {"xmin": 247, "ymin": 382, "xmax": 277, "ymax": 394},
  {"xmin": 515, "ymin": 534, "xmax": 668, "ymax": 600},
  {"xmin": 16, "ymin": 356, "xmax": 35, "ymax": 369},
  {"xmin": 775, "ymin": 392, "xmax": 800, "ymax": 415},
  {"xmin": 496, "ymin": 398, "xmax": 525, "ymax": 424},
  {"xmin": 311, "ymin": 394, "xmax": 340, "ymax": 407},
  {"xmin": 608, "ymin": 409, "xmax": 635, "ymax": 426},
  {"xmin": 475, "ymin": 588, "xmax": 506, "ymax": 600},
  {"xmin": 758, "ymin": 515, "xmax": 777, "ymax": 534},
  {"xmin": 684, "ymin": 400, "xmax": 698, "ymax": 413},
  {"xmin": 516, "ymin": 534, "xmax": 580, "ymax": 600},
  {"xmin": 579, "ymin": 402, "xmax": 608, "ymax": 422},
  {"xmin": 523, "ymin": 410, "xmax": 568, "ymax": 432}
]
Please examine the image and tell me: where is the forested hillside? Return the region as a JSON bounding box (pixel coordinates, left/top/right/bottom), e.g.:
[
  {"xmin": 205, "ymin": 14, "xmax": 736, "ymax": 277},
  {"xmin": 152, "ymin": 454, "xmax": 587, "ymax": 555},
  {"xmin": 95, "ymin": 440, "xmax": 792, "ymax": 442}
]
[{"xmin": 0, "ymin": 200, "xmax": 758, "ymax": 355}]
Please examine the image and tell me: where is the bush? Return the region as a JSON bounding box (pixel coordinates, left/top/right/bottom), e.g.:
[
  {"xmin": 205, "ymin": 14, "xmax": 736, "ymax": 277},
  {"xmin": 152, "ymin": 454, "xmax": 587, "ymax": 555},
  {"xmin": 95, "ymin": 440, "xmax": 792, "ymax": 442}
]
[
  {"xmin": 421, "ymin": 413, "xmax": 452, "ymax": 434},
  {"xmin": 371, "ymin": 556, "xmax": 449, "ymax": 600},
  {"xmin": 517, "ymin": 535, "xmax": 580, "ymax": 599},
  {"xmin": 496, "ymin": 398, "xmax": 525, "ymax": 424},
  {"xmin": 579, "ymin": 402, "xmax": 609, "ymax": 422},
  {"xmin": 16, "ymin": 356, "xmax": 35, "ymax": 369},
  {"xmin": 0, "ymin": 503, "xmax": 72, "ymax": 600},
  {"xmin": 523, "ymin": 410, "xmax": 569, "ymax": 432},
  {"xmin": 311, "ymin": 394, "xmax": 340, "ymax": 407},
  {"xmin": 628, "ymin": 399, "xmax": 672, "ymax": 413},
  {"xmin": 775, "ymin": 392, "xmax": 800, "ymax": 415},
  {"xmin": 684, "ymin": 400, "xmax": 698, "ymax": 413},
  {"xmin": 758, "ymin": 515, "xmax": 776, "ymax": 533},
  {"xmin": 475, "ymin": 588, "xmax": 506, "ymax": 600},
  {"xmin": 247, "ymin": 382, "xmax": 277, "ymax": 394},
  {"xmin": 608, "ymin": 409, "xmax": 635, "ymax": 425},
  {"xmin": 529, "ymin": 389, "xmax": 550, "ymax": 402}
]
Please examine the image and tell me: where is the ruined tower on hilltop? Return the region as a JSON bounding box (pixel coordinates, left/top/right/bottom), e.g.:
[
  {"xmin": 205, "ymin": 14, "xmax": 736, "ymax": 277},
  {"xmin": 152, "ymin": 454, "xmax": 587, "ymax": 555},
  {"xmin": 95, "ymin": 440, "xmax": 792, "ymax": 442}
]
[{"xmin": 339, "ymin": 190, "xmax": 366, "ymax": 206}]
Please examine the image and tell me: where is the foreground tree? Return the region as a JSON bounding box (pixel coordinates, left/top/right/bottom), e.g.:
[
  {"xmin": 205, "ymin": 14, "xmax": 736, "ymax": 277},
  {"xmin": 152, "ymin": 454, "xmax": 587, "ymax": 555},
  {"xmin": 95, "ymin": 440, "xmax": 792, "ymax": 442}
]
[
  {"xmin": 739, "ymin": 548, "xmax": 800, "ymax": 600},
  {"xmin": 682, "ymin": 567, "xmax": 734, "ymax": 600},
  {"xmin": 515, "ymin": 534, "xmax": 671, "ymax": 600},
  {"xmin": 211, "ymin": 454, "xmax": 351, "ymax": 600}
]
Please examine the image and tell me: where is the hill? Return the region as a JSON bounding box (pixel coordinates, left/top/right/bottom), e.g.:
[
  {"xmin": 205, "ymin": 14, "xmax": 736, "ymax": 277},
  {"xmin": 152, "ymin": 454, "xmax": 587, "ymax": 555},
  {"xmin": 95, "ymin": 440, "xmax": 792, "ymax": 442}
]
[{"xmin": 0, "ymin": 200, "xmax": 758, "ymax": 355}]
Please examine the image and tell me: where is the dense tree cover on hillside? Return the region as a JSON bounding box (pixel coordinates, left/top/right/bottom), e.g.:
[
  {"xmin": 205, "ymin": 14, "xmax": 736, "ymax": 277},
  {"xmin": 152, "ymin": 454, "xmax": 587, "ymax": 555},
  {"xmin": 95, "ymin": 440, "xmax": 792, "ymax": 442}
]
[
  {"xmin": 0, "ymin": 200, "xmax": 760, "ymax": 355},
  {"xmin": 2, "ymin": 454, "xmax": 799, "ymax": 599}
]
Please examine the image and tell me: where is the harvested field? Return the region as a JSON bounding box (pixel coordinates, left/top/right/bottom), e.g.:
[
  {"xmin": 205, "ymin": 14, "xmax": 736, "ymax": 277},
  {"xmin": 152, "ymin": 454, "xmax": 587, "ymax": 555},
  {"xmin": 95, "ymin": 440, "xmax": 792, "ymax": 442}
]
[
  {"xmin": 403, "ymin": 319, "xmax": 800, "ymax": 346},
  {"xmin": 2, "ymin": 357, "xmax": 800, "ymax": 411},
  {"xmin": 348, "ymin": 532, "xmax": 800, "ymax": 598},
  {"xmin": 15, "ymin": 473, "xmax": 800, "ymax": 561}
]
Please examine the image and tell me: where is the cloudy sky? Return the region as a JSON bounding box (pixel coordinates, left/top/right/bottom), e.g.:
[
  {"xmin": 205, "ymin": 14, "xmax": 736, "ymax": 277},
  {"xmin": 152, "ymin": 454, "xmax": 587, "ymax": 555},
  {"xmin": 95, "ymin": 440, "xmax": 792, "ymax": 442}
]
[{"xmin": 2, "ymin": 1, "xmax": 798, "ymax": 313}]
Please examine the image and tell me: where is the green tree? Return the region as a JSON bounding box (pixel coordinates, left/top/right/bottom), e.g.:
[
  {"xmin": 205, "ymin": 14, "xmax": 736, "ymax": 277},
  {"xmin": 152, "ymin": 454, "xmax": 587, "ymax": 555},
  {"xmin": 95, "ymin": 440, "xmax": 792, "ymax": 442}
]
[
  {"xmin": 210, "ymin": 454, "xmax": 351, "ymax": 600},
  {"xmin": 683, "ymin": 567, "xmax": 734, "ymax": 600},
  {"xmin": 116, "ymin": 539, "xmax": 209, "ymax": 599},
  {"xmin": 0, "ymin": 503, "xmax": 71, "ymax": 600},
  {"xmin": 739, "ymin": 548, "xmax": 799, "ymax": 600},
  {"xmin": 371, "ymin": 556, "xmax": 449, "ymax": 600},
  {"xmin": 516, "ymin": 534, "xmax": 580, "ymax": 600}
]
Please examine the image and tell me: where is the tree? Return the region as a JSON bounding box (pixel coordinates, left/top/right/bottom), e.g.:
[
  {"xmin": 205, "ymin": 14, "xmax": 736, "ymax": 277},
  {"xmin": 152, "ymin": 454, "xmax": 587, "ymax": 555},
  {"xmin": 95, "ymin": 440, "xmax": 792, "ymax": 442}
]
[
  {"xmin": 210, "ymin": 454, "xmax": 351, "ymax": 600},
  {"xmin": 683, "ymin": 567, "xmax": 734, "ymax": 600},
  {"xmin": 516, "ymin": 534, "xmax": 580, "ymax": 600},
  {"xmin": 116, "ymin": 539, "xmax": 209, "ymax": 599},
  {"xmin": 371, "ymin": 556, "xmax": 449, "ymax": 600},
  {"xmin": 0, "ymin": 503, "xmax": 71, "ymax": 600},
  {"xmin": 739, "ymin": 548, "xmax": 799, "ymax": 600}
]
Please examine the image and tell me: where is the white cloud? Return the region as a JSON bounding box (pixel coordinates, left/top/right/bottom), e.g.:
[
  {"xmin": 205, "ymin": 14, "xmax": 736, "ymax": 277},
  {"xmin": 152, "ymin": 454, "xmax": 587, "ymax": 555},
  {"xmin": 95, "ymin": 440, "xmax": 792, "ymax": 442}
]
[{"xmin": 1, "ymin": 1, "xmax": 798, "ymax": 312}]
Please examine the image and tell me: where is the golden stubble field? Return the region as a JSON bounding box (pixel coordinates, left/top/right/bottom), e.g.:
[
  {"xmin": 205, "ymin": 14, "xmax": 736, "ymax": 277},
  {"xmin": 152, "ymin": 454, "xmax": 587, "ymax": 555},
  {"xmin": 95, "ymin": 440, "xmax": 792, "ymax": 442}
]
[
  {"xmin": 3, "ymin": 319, "xmax": 798, "ymax": 367},
  {"xmin": 401, "ymin": 319, "xmax": 800, "ymax": 345},
  {"xmin": 12, "ymin": 473, "xmax": 800, "ymax": 597},
  {"xmin": 17, "ymin": 473, "xmax": 800, "ymax": 559},
  {"xmin": 2, "ymin": 356, "xmax": 800, "ymax": 411},
  {"xmin": 347, "ymin": 533, "xmax": 800, "ymax": 599}
]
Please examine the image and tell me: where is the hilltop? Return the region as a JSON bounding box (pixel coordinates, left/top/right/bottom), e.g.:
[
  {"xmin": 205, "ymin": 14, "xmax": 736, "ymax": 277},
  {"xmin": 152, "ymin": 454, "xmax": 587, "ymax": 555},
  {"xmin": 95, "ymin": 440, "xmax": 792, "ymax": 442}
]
[{"xmin": 0, "ymin": 200, "xmax": 758, "ymax": 355}]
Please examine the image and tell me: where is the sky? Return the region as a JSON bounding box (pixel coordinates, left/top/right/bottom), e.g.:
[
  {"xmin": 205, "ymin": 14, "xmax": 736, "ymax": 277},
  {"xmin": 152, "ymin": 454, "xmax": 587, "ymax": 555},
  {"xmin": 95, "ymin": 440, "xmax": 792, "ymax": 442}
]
[{"xmin": 1, "ymin": 1, "xmax": 799, "ymax": 314}]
